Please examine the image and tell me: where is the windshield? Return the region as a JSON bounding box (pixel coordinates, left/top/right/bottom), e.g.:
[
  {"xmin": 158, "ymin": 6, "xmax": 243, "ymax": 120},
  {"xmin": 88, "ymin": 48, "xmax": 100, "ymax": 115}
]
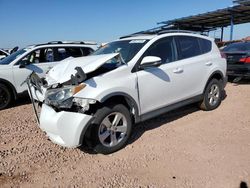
[
  {"xmin": 92, "ymin": 39, "xmax": 149, "ymax": 63},
  {"xmin": 0, "ymin": 49, "xmax": 27, "ymax": 65},
  {"xmin": 223, "ymin": 42, "xmax": 250, "ymax": 52}
]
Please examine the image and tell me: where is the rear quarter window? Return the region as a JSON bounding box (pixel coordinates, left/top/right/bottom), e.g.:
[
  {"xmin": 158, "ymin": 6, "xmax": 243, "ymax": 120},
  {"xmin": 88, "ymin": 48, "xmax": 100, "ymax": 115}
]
[{"xmin": 199, "ymin": 38, "xmax": 212, "ymax": 54}]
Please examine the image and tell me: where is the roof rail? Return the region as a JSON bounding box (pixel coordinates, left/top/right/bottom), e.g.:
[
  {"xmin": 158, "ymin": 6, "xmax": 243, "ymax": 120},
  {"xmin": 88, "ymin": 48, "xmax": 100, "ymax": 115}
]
[
  {"xmin": 47, "ymin": 41, "xmax": 63, "ymax": 44},
  {"xmin": 61, "ymin": 41, "xmax": 97, "ymax": 45},
  {"xmin": 157, "ymin": 29, "xmax": 199, "ymax": 35},
  {"xmin": 119, "ymin": 33, "xmax": 154, "ymax": 39},
  {"xmin": 34, "ymin": 41, "xmax": 97, "ymax": 46},
  {"xmin": 120, "ymin": 27, "xmax": 203, "ymax": 39}
]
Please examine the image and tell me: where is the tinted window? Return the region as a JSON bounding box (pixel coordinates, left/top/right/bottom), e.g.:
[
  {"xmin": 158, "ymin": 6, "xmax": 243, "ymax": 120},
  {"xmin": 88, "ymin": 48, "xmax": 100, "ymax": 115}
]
[
  {"xmin": 81, "ymin": 47, "xmax": 94, "ymax": 56},
  {"xmin": 55, "ymin": 47, "xmax": 93, "ymax": 61},
  {"xmin": 57, "ymin": 48, "xmax": 68, "ymax": 61},
  {"xmin": 66, "ymin": 47, "xmax": 82, "ymax": 57},
  {"xmin": 143, "ymin": 37, "xmax": 175, "ymax": 64},
  {"xmin": 199, "ymin": 38, "xmax": 212, "ymax": 53},
  {"xmin": 176, "ymin": 36, "xmax": 201, "ymax": 60},
  {"xmin": 223, "ymin": 42, "xmax": 250, "ymax": 52}
]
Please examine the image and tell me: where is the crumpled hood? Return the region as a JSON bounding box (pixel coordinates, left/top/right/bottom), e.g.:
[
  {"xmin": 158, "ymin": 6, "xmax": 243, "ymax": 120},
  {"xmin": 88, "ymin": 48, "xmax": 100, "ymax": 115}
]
[{"xmin": 46, "ymin": 53, "xmax": 119, "ymax": 85}]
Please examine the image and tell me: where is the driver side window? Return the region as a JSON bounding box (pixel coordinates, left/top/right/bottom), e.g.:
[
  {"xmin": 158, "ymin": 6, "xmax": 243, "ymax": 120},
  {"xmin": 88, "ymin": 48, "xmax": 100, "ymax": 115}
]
[
  {"xmin": 143, "ymin": 37, "xmax": 176, "ymax": 64},
  {"xmin": 18, "ymin": 48, "xmax": 55, "ymax": 65}
]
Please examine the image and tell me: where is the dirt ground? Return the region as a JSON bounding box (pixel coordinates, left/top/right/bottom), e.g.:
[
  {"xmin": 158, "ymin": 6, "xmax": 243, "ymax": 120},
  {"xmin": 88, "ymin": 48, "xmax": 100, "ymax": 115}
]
[{"xmin": 0, "ymin": 82, "xmax": 250, "ymax": 188}]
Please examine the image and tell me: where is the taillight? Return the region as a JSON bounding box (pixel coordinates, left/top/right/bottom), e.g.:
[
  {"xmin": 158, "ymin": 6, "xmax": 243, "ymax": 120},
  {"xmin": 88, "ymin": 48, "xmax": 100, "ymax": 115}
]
[
  {"xmin": 220, "ymin": 51, "xmax": 226, "ymax": 59},
  {"xmin": 239, "ymin": 57, "xmax": 250, "ymax": 64}
]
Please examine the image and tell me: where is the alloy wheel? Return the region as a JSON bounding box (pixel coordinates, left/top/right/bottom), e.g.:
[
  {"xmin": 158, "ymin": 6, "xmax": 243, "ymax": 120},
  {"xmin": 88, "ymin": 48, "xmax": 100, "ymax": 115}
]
[
  {"xmin": 208, "ymin": 84, "xmax": 220, "ymax": 106},
  {"xmin": 98, "ymin": 112, "xmax": 128, "ymax": 147}
]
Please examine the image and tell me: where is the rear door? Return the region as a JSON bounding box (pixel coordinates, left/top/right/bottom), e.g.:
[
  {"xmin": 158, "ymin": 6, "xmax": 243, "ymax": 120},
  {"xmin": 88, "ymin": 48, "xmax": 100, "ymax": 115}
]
[{"xmin": 174, "ymin": 35, "xmax": 211, "ymax": 98}]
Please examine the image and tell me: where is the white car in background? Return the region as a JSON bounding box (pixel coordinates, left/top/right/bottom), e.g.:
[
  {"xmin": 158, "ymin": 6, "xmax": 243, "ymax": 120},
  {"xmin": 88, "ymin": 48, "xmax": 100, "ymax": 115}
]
[
  {"xmin": 0, "ymin": 49, "xmax": 9, "ymax": 60},
  {"xmin": 0, "ymin": 41, "xmax": 98, "ymax": 110},
  {"xmin": 29, "ymin": 31, "xmax": 227, "ymax": 154}
]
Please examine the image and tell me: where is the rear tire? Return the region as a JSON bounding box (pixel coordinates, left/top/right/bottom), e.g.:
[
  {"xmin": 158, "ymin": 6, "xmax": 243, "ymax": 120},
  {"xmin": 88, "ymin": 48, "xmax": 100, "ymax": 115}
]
[
  {"xmin": 0, "ymin": 84, "xmax": 12, "ymax": 110},
  {"xmin": 199, "ymin": 79, "xmax": 222, "ymax": 111},
  {"xmin": 87, "ymin": 103, "xmax": 132, "ymax": 154}
]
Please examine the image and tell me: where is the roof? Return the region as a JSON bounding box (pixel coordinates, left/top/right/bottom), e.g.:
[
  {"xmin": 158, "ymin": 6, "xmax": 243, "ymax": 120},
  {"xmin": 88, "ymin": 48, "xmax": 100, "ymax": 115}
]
[{"xmin": 158, "ymin": 1, "xmax": 250, "ymax": 31}]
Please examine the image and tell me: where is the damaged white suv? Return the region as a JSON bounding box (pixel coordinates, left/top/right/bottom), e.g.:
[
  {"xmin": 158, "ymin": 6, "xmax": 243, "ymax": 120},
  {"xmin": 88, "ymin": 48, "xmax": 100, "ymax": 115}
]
[{"xmin": 29, "ymin": 31, "xmax": 227, "ymax": 154}]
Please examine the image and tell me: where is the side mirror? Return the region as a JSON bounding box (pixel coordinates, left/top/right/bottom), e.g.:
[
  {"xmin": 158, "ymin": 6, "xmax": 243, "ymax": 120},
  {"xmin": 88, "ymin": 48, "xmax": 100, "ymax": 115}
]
[
  {"xmin": 140, "ymin": 56, "xmax": 162, "ymax": 69},
  {"xmin": 19, "ymin": 60, "xmax": 30, "ymax": 68}
]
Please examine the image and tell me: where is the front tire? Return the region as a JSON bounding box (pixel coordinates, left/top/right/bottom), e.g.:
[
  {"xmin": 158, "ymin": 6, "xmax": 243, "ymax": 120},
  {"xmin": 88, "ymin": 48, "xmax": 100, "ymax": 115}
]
[
  {"xmin": 199, "ymin": 79, "xmax": 222, "ymax": 111},
  {"xmin": 88, "ymin": 103, "xmax": 132, "ymax": 154},
  {"xmin": 0, "ymin": 84, "xmax": 12, "ymax": 110}
]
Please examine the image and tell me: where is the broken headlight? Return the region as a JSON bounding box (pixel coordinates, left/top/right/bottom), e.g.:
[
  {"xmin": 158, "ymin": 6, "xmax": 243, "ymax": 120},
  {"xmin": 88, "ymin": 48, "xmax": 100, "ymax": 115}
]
[
  {"xmin": 45, "ymin": 84, "xmax": 85, "ymax": 108},
  {"xmin": 73, "ymin": 98, "xmax": 96, "ymax": 112}
]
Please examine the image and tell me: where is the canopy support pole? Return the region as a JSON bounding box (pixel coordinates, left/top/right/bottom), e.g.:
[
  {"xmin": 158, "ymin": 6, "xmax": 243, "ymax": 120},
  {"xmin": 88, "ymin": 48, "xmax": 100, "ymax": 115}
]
[{"xmin": 230, "ymin": 14, "xmax": 234, "ymax": 41}]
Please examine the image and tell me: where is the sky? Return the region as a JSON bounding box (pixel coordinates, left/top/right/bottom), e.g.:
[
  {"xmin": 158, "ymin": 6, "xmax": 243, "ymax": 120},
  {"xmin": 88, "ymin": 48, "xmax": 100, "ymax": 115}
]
[{"xmin": 0, "ymin": 0, "xmax": 249, "ymax": 48}]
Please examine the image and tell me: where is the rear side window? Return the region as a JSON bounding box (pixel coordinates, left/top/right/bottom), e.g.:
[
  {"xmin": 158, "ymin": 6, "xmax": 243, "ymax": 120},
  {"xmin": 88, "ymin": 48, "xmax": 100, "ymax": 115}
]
[
  {"xmin": 176, "ymin": 36, "xmax": 201, "ymax": 60},
  {"xmin": 199, "ymin": 38, "xmax": 212, "ymax": 53},
  {"xmin": 81, "ymin": 47, "xmax": 94, "ymax": 56},
  {"xmin": 66, "ymin": 47, "xmax": 82, "ymax": 57},
  {"xmin": 55, "ymin": 47, "xmax": 93, "ymax": 61},
  {"xmin": 56, "ymin": 47, "xmax": 81, "ymax": 61}
]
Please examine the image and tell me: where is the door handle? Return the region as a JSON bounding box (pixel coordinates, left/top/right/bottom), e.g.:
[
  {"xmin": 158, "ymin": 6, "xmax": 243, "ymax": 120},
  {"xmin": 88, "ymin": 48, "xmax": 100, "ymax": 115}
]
[
  {"xmin": 173, "ymin": 68, "xmax": 183, "ymax": 73},
  {"xmin": 205, "ymin": 62, "xmax": 213, "ymax": 66}
]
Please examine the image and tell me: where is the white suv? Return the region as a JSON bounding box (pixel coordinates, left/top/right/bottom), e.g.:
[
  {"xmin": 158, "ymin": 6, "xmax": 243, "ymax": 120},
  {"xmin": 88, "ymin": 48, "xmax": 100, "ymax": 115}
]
[
  {"xmin": 0, "ymin": 41, "xmax": 97, "ymax": 109},
  {"xmin": 29, "ymin": 31, "xmax": 227, "ymax": 154}
]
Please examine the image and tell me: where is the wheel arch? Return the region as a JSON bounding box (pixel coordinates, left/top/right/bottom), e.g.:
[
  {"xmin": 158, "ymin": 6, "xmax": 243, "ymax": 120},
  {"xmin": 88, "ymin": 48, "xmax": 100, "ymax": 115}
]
[
  {"xmin": 0, "ymin": 78, "xmax": 17, "ymax": 100},
  {"xmin": 203, "ymin": 70, "xmax": 225, "ymax": 94},
  {"xmin": 99, "ymin": 92, "xmax": 140, "ymax": 123},
  {"xmin": 79, "ymin": 92, "xmax": 140, "ymax": 148}
]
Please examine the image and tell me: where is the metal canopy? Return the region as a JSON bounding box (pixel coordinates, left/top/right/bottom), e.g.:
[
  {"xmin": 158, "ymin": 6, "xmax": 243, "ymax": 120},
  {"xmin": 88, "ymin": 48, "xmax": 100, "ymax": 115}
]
[{"xmin": 158, "ymin": 1, "xmax": 250, "ymax": 32}]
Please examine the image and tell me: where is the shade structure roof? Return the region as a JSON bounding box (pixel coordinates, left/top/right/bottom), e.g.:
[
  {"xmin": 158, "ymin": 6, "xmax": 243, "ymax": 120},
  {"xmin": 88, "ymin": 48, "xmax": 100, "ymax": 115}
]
[{"xmin": 158, "ymin": 0, "xmax": 250, "ymax": 32}]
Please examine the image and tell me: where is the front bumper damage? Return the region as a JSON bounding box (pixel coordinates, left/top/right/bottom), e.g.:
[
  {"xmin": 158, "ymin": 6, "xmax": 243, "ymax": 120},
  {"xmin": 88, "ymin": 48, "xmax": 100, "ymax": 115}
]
[
  {"xmin": 27, "ymin": 73, "xmax": 94, "ymax": 148},
  {"xmin": 40, "ymin": 104, "xmax": 93, "ymax": 147}
]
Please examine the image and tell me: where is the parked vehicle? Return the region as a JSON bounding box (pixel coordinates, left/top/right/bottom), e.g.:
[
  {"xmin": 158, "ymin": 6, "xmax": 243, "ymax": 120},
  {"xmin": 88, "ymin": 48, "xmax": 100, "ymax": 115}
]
[
  {"xmin": 0, "ymin": 41, "xmax": 98, "ymax": 110},
  {"xmin": 29, "ymin": 31, "xmax": 227, "ymax": 154},
  {"xmin": 0, "ymin": 49, "xmax": 9, "ymax": 60},
  {"xmin": 222, "ymin": 41, "xmax": 250, "ymax": 79}
]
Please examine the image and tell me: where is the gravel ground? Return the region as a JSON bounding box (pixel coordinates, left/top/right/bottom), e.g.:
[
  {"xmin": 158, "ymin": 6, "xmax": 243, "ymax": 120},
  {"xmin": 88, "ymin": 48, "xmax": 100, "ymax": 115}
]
[{"xmin": 0, "ymin": 82, "xmax": 250, "ymax": 188}]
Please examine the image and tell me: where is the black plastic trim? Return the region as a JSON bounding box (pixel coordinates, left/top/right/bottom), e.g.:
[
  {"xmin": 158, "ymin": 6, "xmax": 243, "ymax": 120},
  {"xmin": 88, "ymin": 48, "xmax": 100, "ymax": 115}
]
[
  {"xmin": 204, "ymin": 70, "xmax": 226, "ymax": 92},
  {"xmin": 140, "ymin": 94, "xmax": 203, "ymax": 122},
  {"xmin": 100, "ymin": 92, "xmax": 140, "ymax": 123}
]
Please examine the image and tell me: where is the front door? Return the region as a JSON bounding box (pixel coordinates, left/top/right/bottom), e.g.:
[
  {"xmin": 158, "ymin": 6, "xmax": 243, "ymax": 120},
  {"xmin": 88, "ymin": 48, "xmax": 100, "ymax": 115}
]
[{"xmin": 136, "ymin": 37, "xmax": 183, "ymax": 114}]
